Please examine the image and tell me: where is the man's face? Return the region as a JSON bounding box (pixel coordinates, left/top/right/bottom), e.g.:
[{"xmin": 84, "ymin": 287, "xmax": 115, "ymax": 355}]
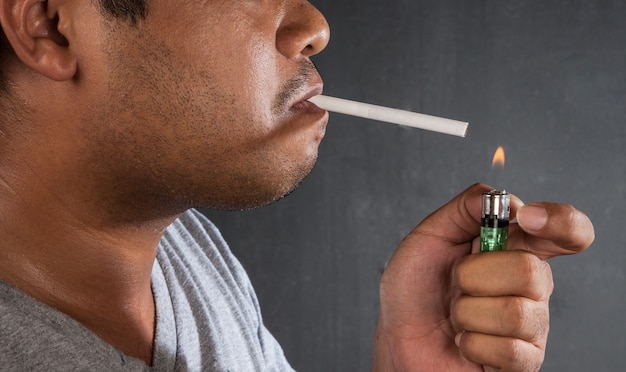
[{"xmin": 78, "ymin": 0, "xmax": 330, "ymax": 213}]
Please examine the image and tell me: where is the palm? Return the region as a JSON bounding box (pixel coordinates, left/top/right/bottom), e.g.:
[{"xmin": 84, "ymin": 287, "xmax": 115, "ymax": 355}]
[{"xmin": 377, "ymin": 234, "xmax": 482, "ymax": 371}]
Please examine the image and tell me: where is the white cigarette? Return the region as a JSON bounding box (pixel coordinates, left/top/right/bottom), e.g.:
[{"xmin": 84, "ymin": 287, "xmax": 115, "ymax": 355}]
[{"xmin": 309, "ymin": 95, "xmax": 468, "ymax": 138}]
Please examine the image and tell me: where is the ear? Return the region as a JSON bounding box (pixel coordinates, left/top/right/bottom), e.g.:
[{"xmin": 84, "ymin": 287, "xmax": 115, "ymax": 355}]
[{"xmin": 0, "ymin": 0, "xmax": 77, "ymax": 81}]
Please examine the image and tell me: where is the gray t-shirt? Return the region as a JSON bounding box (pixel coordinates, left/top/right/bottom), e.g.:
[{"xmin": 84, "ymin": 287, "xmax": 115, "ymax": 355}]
[{"xmin": 0, "ymin": 209, "xmax": 293, "ymax": 371}]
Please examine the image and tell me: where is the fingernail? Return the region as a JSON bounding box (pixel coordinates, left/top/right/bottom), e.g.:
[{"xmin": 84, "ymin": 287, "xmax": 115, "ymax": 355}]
[{"xmin": 518, "ymin": 205, "xmax": 548, "ymax": 231}]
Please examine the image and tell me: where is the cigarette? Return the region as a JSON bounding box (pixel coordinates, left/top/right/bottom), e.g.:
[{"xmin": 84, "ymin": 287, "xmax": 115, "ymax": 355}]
[{"xmin": 309, "ymin": 95, "xmax": 468, "ymax": 138}]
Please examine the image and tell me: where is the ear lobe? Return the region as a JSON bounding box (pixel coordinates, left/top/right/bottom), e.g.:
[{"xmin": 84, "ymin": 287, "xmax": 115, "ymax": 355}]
[{"xmin": 0, "ymin": 0, "xmax": 77, "ymax": 81}]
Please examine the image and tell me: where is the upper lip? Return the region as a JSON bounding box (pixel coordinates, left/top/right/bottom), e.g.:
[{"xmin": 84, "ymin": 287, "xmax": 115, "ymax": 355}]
[
  {"xmin": 293, "ymin": 76, "xmax": 324, "ymax": 107},
  {"xmin": 301, "ymin": 83, "xmax": 324, "ymax": 103}
]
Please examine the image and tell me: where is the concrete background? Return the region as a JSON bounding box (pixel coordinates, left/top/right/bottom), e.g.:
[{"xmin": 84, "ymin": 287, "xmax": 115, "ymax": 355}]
[{"xmin": 203, "ymin": 1, "xmax": 626, "ymax": 370}]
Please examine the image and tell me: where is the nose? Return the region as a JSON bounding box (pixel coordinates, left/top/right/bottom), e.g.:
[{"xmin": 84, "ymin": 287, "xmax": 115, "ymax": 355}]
[{"xmin": 276, "ymin": 0, "xmax": 330, "ymax": 59}]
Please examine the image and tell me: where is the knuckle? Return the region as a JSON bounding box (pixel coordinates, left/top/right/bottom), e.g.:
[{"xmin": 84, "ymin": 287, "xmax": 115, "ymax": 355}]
[
  {"xmin": 562, "ymin": 203, "xmax": 578, "ymax": 221},
  {"xmin": 502, "ymin": 296, "xmax": 550, "ymax": 343},
  {"xmin": 516, "ymin": 252, "xmax": 538, "ymax": 280},
  {"xmin": 450, "ymin": 297, "xmax": 464, "ymax": 328},
  {"xmin": 502, "ymin": 338, "xmax": 524, "ymax": 367},
  {"xmin": 531, "ymin": 305, "xmax": 550, "ymax": 343},
  {"xmin": 451, "ymin": 296, "xmax": 479, "ymax": 333},
  {"xmin": 563, "ymin": 204, "xmax": 581, "ymax": 236},
  {"xmin": 501, "ymin": 338, "xmax": 544, "ymax": 372},
  {"xmin": 515, "ymin": 252, "xmax": 551, "ymax": 299},
  {"xmin": 503, "ymin": 297, "xmax": 528, "ymax": 334},
  {"xmin": 544, "ymin": 261, "xmax": 555, "ymax": 295},
  {"xmin": 454, "ymin": 256, "xmax": 473, "ymax": 290},
  {"xmin": 559, "ymin": 203, "xmax": 595, "ymax": 250}
]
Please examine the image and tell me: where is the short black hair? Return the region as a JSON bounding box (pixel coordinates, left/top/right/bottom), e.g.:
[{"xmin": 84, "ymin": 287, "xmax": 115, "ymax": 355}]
[
  {"xmin": 0, "ymin": 0, "xmax": 149, "ymax": 92},
  {"xmin": 97, "ymin": 0, "xmax": 149, "ymax": 25},
  {"xmin": 0, "ymin": 30, "xmax": 9, "ymax": 92}
]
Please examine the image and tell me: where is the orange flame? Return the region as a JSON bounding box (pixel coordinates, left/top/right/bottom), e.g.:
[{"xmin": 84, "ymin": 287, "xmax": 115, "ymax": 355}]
[{"xmin": 492, "ymin": 146, "xmax": 505, "ymax": 168}]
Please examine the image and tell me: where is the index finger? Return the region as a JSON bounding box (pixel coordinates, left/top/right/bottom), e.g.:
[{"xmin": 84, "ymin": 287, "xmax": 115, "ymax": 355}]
[{"xmin": 511, "ymin": 202, "xmax": 595, "ymax": 260}]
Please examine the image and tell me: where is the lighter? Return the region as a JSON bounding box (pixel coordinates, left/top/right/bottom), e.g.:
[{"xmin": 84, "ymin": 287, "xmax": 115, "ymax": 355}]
[{"xmin": 480, "ymin": 190, "xmax": 510, "ymax": 252}]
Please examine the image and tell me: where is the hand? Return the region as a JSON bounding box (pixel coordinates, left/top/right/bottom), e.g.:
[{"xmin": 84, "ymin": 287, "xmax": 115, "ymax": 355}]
[{"xmin": 372, "ymin": 183, "xmax": 594, "ymax": 371}]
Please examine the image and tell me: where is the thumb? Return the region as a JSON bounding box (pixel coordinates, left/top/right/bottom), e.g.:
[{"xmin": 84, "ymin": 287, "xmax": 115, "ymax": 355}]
[
  {"xmin": 512, "ymin": 202, "xmax": 595, "ymax": 260},
  {"xmin": 380, "ymin": 183, "xmax": 490, "ymax": 322},
  {"xmin": 401, "ymin": 182, "xmax": 488, "ymax": 249}
]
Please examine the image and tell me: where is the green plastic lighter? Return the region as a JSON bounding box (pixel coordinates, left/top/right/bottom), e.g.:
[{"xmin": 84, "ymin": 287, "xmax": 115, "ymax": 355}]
[{"xmin": 480, "ymin": 190, "xmax": 510, "ymax": 252}]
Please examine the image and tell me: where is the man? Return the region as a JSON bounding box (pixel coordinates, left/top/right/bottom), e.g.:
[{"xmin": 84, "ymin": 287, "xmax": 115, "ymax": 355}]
[{"xmin": 0, "ymin": 0, "xmax": 594, "ymax": 371}]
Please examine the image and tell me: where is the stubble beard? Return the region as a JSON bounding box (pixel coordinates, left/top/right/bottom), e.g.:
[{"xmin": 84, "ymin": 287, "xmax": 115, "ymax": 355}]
[{"xmin": 80, "ymin": 29, "xmax": 322, "ymax": 222}]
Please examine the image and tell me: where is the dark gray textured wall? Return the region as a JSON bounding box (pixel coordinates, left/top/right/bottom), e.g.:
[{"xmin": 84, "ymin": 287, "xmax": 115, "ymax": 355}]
[{"xmin": 202, "ymin": 1, "xmax": 626, "ymax": 370}]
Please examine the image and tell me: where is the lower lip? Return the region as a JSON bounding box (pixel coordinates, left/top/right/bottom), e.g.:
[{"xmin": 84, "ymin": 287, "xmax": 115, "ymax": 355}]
[
  {"xmin": 289, "ymin": 100, "xmax": 328, "ymax": 141},
  {"xmin": 290, "ymin": 100, "xmax": 327, "ymax": 114}
]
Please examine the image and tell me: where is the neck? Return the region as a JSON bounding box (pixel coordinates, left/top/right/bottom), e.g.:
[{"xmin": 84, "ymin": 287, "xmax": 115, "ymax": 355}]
[
  {"xmin": 0, "ymin": 173, "xmax": 178, "ymax": 365},
  {"xmin": 0, "ymin": 87, "xmax": 190, "ymax": 365}
]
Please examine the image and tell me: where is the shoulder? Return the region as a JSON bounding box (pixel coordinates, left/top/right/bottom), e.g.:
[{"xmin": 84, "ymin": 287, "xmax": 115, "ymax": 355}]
[
  {"xmin": 157, "ymin": 209, "xmax": 254, "ymax": 301},
  {"xmin": 0, "ymin": 280, "xmax": 148, "ymax": 370},
  {"xmin": 153, "ymin": 209, "xmax": 294, "ymax": 371},
  {"xmin": 162, "ymin": 209, "xmax": 231, "ymax": 259},
  {"xmin": 160, "ymin": 209, "xmax": 245, "ymax": 277}
]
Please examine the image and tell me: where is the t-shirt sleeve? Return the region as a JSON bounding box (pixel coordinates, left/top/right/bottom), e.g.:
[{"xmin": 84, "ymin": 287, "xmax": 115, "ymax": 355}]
[
  {"xmin": 154, "ymin": 209, "xmax": 294, "ymax": 371},
  {"xmin": 191, "ymin": 210, "xmax": 293, "ymax": 370}
]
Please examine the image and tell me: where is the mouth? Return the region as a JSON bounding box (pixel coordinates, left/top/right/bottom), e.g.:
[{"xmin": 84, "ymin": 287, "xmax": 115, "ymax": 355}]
[
  {"xmin": 276, "ymin": 60, "xmax": 326, "ymax": 115},
  {"xmin": 291, "ymin": 84, "xmax": 325, "ymax": 113}
]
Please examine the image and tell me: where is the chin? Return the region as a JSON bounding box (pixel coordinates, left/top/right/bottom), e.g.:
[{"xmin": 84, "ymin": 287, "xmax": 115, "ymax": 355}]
[
  {"xmin": 205, "ymin": 187, "xmax": 298, "ymax": 212},
  {"xmin": 203, "ymin": 157, "xmax": 317, "ymax": 212},
  {"xmin": 235, "ymin": 176, "xmax": 309, "ymax": 211}
]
